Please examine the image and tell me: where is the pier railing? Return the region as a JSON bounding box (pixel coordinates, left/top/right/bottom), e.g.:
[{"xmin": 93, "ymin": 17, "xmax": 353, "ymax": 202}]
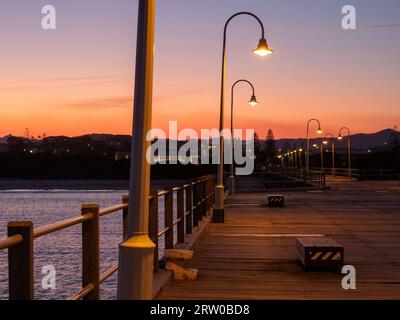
[
  {"xmin": 322, "ymin": 168, "xmax": 400, "ymax": 180},
  {"xmin": 0, "ymin": 175, "xmax": 215, "ymax": 300}
]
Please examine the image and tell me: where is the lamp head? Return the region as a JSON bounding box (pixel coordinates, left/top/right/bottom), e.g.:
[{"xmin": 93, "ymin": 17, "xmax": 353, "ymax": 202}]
[
  {"xmin": 323, "ymin": 140, "xmax": 328, "ymax": 145},
  {"xmin": 313, "ymin": 144, "xmax": 318, "ymax": 148},
  {"xmin": 248, "ymin": 95, "xmax": 258, "ymax": 106},
  {"xmin": 317, "ymin": 127, "xmax": 323, "ymax": 134},
  {"xmin": 253, "ymin": 38, "xmax": 273, "ymax": 57},
  {"xmin": 299, "ymin": 148, "xmax": 303, "ymax": 152},
  {"xmin": 338, "ymin": 135, "xmax": 343, "ymax": 140}
]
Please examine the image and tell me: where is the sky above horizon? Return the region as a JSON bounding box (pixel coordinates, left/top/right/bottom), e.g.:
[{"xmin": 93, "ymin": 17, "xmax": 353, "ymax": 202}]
[{"xmin": 0, "ymin": 0, "xmax": 399, "ymax": 139}]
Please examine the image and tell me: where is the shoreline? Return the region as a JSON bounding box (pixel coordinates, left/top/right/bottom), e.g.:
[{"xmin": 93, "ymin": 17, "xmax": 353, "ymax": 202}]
[{"xmin": 0, "ymin": 179, "xmax": 186, "ymax": 191}]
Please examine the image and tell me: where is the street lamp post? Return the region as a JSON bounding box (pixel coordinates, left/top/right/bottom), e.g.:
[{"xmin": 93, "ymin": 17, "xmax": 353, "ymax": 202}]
[
  {"xmin": 338, "ymin": 127, "xmax": 352, "ymax": 178},
  {"xmin": 229, "ymin": 80, "xmax": 258, "ymax": 195},
  {"xmin": 279, "ymin": 155, "xmax": 284, "ymax": 168},
  {"xmin": 214, "ymin": 12, "xmax": 273, "ymax": 222},
  {"xmin": 306, "ymin": 119, "xmax": 322, "ymax": 172},
  {"xmin": 298, "ymin": 148, "xmax": 303, "ymax": 169},
  {"xmin": 323, "ymin": 133, "xmax": 335, "ymax": 177},
  {"xmin": 117, "ymin": 0, "xmax": 156, "ymax": 300},
  {"xmin": 312, "ymin": 143, "xmax": 323, "ymax": 171},
  {"xmin": 320, "ymin": 144, "xmax": 324, "ymax": 171}
]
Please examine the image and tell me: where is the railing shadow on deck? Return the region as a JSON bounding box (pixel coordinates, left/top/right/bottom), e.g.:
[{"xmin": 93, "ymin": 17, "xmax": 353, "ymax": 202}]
[{"xmin": 0, "ymin": 175, "xmax": 215, "ymax": 300}]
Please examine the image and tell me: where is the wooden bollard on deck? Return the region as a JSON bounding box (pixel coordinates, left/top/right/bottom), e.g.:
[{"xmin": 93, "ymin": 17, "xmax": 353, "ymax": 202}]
[
  {"xmin": 296, "ymin": 237, "xmax": 344, "ymax": 272},
  {"xmin": 8, "ymin": 221, "xmax": 34, "ymax": 300},
  {"xmin": 268, "ymin": 194, "xmax": 285, "ymax": 207},
  {"xmin": 81, "ymin": 204, "xmax": 100, "ymax": 300}
]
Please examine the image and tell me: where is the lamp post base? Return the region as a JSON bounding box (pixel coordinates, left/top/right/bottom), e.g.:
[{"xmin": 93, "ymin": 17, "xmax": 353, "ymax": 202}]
[
  {"xmin": 214, "ymin": 184, "xmax": 225, "ymax": 208},
  {"xmin": 212, "ymin": 207, "xmax": 225, "ymax": 223},
  {"xmin": 117, "ymin": 234, "xmax": 155, "ymax": 300},
  {"xmin": 228, "ymin": 175, "xmax": 235, "ymax": 195}
]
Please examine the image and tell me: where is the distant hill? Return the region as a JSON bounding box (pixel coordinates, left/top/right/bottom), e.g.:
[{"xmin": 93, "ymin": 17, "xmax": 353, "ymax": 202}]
[
  {"xmin": 1, "ymin": 129, "xmax": 395, "ymax": 153},
  {"xmin": 0, "ymin": 135, "xmax": 12, "ymax": 144},
  {"xmin": 274, "ymin": 129, "xmax": 394, "ymax": 153}
]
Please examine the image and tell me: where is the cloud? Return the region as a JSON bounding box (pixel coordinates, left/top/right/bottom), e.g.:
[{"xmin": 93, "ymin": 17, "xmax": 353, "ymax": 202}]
[
  {"xmin": 358, "ymin": 24, "xmax": 400, "ymax": 30},
  {"xmin": 69, "ymin": 96, "xmax": 132, "ymax": 109},
  {"xmin": 17, "ymin": 74, "xmax": 132, "ymax": 84},
  {"xmin": 0, "ymin": 75, "xmax": 132, "ymax": 92}
]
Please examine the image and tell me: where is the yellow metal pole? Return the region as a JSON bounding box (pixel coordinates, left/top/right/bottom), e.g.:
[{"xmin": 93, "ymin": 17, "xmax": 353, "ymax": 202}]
[{"xmin": 117, "ymin": 0, "xmax": 156, "ymax": 300}]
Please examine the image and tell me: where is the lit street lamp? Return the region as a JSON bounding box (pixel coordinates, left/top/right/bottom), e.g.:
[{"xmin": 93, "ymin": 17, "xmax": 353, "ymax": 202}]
[
  {"xmin": 215, "ymin": 12, "xmax": 273, "ymax": 222},
  {"xmin": 306, "ymin": 118, "xmax": 322, "ymax": 172},
  {"xmin": 338, "ymin": 127, "xmax": 352, "ymax": 178},
  {"xmin": 229, "ymin": 79, "xmax": 258, "ymax": 195},
  {"xmin": 323, "ymin": 133, "xmax": 335, "ymax": 177}
]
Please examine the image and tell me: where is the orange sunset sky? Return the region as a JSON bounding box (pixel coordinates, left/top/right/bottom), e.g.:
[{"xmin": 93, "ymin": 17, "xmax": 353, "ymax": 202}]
[{"xmin": 1, "ymin": 0, "xmax": 399, "ymax": 139}]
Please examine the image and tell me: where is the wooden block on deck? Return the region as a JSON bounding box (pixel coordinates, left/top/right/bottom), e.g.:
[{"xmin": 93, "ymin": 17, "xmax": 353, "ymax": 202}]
[
  {"xmin": 165, "ymin": 249, "xmax": 194, "ymax": 261},
  {"xmin": 296, "ymin": 236, "xmax": 344, "ymax": 272},
  {"xmin": 165, "ymin": 262, "xmax": 198, "ymax": 281},
  {"xmin": 268, "ymin": 195, "xmax": 284, "ymax": 207}
]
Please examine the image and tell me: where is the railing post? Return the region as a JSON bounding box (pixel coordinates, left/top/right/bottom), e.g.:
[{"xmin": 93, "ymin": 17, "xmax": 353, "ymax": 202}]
[
  {"xmin": 185, "ymin": 183, "xmax": 193, "ymax": 234},
  {"xmin": 164, "ymin": 187, "xmax": 174, "ymax": 249},
  {"xmin": 122, "ymin": 195, "xmax": 129, "ymax": 239},
  {"xmin": 8, "ymin": 221, "xmax": 34, "ymax": 300},
  {"xmin": 149, "ymin": 190, "xmax": 159, "ymax": 272},
  {"xmin": 206, "ymin": 177, "xmax": 211, "ymax": 212},
  {"xmin": 177, "ymin": 186, "xmax": 185, "ymax": 244},
  {"xmin": 202, "ymin": 179, "xmax": 207, "ymax": 217},
  {"xmin": 81, "ymin": 204, "xmax": 100, "ymax": 300},
  {"xmin": 193, "ymin": 181, "xmax": 199, "ymax": 227}
]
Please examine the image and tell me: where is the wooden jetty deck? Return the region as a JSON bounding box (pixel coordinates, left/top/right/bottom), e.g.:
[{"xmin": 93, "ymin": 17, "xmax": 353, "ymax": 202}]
[{"xmin": 160, "ymin": 178, "xmax": 400, "ymax": 300}]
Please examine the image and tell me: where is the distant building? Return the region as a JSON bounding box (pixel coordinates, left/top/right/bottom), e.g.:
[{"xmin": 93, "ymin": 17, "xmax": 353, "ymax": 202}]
[{"xmin": 115, "ymin": 151, "xmax": 130, "ymax": 161}]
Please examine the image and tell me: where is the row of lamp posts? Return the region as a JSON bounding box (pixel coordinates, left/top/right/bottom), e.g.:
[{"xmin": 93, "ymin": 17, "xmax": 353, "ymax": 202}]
[{"xmin": 280, "ymin": 118, "xmax": 352, "ymax": 178}]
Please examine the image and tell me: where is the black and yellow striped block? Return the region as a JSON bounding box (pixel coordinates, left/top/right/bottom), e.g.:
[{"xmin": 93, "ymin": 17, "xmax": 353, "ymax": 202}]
[
  {"xmin": 296, "ymin": 236, "xmax": 344, "ymax": 272},
  {"xmin": 268, "ymin": 195, "xmax": 284, "ymax": 207}
]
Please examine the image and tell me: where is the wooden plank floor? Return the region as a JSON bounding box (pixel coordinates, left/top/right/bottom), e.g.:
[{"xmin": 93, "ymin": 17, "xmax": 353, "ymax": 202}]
[{"xmin": 160, "ymin": 178, "xmax": 400, "ymax": 300}]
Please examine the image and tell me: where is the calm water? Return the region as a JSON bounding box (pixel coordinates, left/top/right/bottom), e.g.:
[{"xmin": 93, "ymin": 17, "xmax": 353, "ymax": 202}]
[{"xmin": 0, "ymin": 183, "xmax": 179, "ymax": 300}]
